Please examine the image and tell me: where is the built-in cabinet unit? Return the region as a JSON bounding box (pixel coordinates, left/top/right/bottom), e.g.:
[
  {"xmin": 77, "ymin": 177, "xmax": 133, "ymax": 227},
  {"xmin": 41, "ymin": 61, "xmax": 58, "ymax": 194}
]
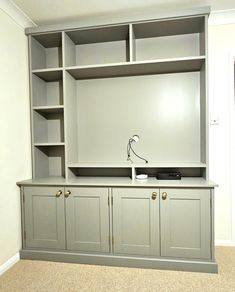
[{"xmin": 18, "ymin": 7, "xmax": 217, "ymax": 273}]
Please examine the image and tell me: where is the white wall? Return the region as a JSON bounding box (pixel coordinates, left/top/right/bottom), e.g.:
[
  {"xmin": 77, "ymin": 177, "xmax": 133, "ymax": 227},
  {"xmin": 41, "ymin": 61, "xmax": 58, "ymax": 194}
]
[
  {"xmin": 0, "ymin": 8, "xmax": 32, "ymax": 265},
  {"xmin": 208, "ymin": 22, "xmax": 235, "ymax": 244}
]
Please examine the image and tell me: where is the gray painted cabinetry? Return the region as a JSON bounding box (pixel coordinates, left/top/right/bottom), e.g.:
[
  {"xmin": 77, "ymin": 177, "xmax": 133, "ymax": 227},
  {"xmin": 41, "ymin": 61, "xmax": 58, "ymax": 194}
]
[
  {"xmin": 18, "ymin": 7, "xmax": 217, "ymax": 272},
  {"xmin": 24, "ymin": 187, "xmax": 109, "ymax": 253},
  {"xmin": 23, "ymin": 186, "xmax": 213, "ymax": 265}
]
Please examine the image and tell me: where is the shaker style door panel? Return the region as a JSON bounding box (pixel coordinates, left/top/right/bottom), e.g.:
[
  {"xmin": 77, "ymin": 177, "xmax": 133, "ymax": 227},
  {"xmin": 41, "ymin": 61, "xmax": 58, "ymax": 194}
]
[
  {"xmin": 24, "ymin": 186, "xmax": 65, "ymax": 249},
  {"xmin": 112, "ymin": 188, "xmax": 160, "ymax": 256},
  {"xmin": 65, "ymin": 187, "xmax": 110, "ymax": 253},
  {"xmin": 160, "ymin": 188, "xmax": 211, "ymax": 259}
]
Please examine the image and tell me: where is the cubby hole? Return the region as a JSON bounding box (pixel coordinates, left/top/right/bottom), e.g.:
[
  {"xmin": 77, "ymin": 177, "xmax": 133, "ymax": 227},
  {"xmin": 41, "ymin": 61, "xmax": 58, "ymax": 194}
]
[
  {"xmin": 64, "ymin": 25, "xmax": 130, "ymax": 67},
  {"xmin": 68, "ymin": 167, "xmax": 132, "ymax": 179},
  {"xmin": 34, "ymin": 145, "xmax": 65, "ymax": 178},
  {"xmin": 31, "ymin": 32, "xmax": 62, "ymax": 70},
  {"xmin": 132, "ymin": 16, "xmax": 205, "ymax": 61},
  {"xmin": 32, "ymin": 74, "xmax": 63, "ymax": 107},
  {"xmin": 33, "ymin": 110, "xmax": 64, "ymax": 144},
  {"xmin": 135, "ymin": 167, "xmax": 206, "ymax": 178}
]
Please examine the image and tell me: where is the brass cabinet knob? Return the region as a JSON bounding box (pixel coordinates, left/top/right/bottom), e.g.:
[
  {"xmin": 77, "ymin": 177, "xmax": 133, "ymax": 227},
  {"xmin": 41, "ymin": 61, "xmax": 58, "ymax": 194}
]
[
  {"xmin": 56, "ymin": 190, "xmax": 62, "ymax": 197},
  {"xmin": 152, "ymin": 192, "xmax": 157, "ymax": 200},
  {"xmin": 162, "ymin": 192, "xmax": 167, "ymax": 200},
  {"xmin": 64, "ymin": 190, "xmax": 71, "ymax": 198}
]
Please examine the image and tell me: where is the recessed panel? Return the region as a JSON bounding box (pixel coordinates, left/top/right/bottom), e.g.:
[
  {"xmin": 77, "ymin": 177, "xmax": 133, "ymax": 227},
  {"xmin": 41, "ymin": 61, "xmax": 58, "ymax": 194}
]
[
  {"xmin": 170, "ymin": 198, "xmax": 201, "ymax": 248},
  {"xmin": 121, "ymin": 197, "xmax": 150, "ymax": 246},
  {"xmin": 74, "ymin": 197, "xmax": 101, "ymax": 243},
  {"xmin": 32, "ymin": 195, "xmax": 58, "ymax": 240}
]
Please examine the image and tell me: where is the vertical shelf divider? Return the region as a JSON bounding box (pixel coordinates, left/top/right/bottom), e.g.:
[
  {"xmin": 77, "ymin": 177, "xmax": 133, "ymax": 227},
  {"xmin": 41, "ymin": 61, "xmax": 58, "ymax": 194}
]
[
  {"xmin": 131, "ymin": 166, "xmax": 136, "ymax": 181},
  {"xmin": 62, "ymin": 32, "xmax": 68, "ymax": 179},
  {"xmin": 129, "ymin": 24, "xmax": 136, "ymax": 62}
]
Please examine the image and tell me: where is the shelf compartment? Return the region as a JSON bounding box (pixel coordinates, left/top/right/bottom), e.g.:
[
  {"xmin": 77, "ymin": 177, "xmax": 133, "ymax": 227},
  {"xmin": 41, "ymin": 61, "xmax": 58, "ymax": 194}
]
[
  {"xmin": 132, "ymin": 16, "xmax": 206, "ymax": 61},
  {"xmin": 64, "ymin": 25, "xmax": 130, "ymax": 67},
  {"xmin": 34, "ymin": 145, "xmax": 65, "ymax": 178},
  {"xmin": 68, "ymin": 165, "xmax": 132, "ymax": 179},
  {"xmin": 135, "ymin": 166, "xmax": 206, "ymax": 178},
  {"xmin": 33, "ymin": 110, "xmax": 64, "ymax": 144},
  {"xmin": 31, "ymin": 32, "xmax": 62, "ymax": 70},
  {"xmin": 32, "ymin": 73, "xmax": 63, "ymax": 106},
  {"xmin": 66, "ymin": 56, "xmax": 205, "ymax": 79}
]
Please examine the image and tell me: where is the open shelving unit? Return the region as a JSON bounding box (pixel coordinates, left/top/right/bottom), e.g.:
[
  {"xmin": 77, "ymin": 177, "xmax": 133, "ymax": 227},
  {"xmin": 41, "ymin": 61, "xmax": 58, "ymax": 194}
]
[{"xmin": 28, "ymin": 12, "xmax": 209, "ymax": 183}]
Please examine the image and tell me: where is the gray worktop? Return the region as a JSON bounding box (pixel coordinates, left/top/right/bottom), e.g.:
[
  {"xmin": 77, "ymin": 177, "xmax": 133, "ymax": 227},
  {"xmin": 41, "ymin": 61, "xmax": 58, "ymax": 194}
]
[{"xmin": 17, "ymin": 176, "xmax": 217, "ymax": 188}]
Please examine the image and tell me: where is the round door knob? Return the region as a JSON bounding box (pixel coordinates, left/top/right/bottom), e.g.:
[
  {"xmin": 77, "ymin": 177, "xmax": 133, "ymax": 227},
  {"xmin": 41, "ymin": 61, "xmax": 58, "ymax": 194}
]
[
  {"xmin": 152, "ymin": 192, "xmax": 157, "ymax": 200},
  {"xmin": 64, "ymin": 190, "xmax": 71, "ymax": 198},
  {"xmin": 56, "ymin": 190, "xmax": 62, "ymax": 197},
  {"xmin": 162, "ymin": 192, "xmax": 167, "ymax": 200}
]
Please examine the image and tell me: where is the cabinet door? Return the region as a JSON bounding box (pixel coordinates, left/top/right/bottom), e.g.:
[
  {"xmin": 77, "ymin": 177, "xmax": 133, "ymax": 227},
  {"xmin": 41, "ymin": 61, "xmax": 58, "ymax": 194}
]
[
  {"xmin": 24, "ymin": 186, "xmax": 65, "ymax": 249},
  {"xmin": 112, "ymin": 188, "xmax": 159, "ymax": 256},
  {"xmin": 66, "ymin": 187, "xmax": 109, "ymax": 253},
  {"xmin": 160, "ymin": 188, "xmax": 211, "ymax": 259}
]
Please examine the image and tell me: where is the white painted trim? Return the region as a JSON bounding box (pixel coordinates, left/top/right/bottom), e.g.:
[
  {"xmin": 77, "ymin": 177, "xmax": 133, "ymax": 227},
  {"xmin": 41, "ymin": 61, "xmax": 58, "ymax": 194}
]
[
  {"xmin": 228, "ymin": 52, "xmax": 235, "ymax": 245},
  {"xmin": 215, "ymin": 240, "xmax": 235, "ymax": 247},
  {"xmin": 0, "ymin": 253, "xmax": 20, "ymax": 276},
  {"xmin": 209, "ymin": 9, "xmax": 235, "ymax": 26},
  {"xmin": 0, "ymin": 0, "xmax": 36, "ymax": 28}
]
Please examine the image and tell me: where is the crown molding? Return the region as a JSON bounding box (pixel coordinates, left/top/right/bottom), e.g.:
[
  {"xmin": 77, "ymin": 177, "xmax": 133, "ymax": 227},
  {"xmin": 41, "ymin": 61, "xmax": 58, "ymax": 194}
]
[
  {"xmin": 0, "ymin": 0, "xmax": 36, "ymax": 28},
  {"xmin": 209, "ymin": 9, "xmax": 235, "ymax": 26}
]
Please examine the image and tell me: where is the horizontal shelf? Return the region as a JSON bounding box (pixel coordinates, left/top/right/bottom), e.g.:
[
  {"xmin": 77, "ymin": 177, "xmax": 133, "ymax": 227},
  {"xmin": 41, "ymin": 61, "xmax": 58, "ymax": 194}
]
[
  {"xmin": 67, "ymin": 163, "xmax": 207, "ymax": 168},
  {"xmin": 17, "ymin": 177, "xmax": 217, "ymax": 188},
  {"xmin": 32, "ymin": 68, "xmax": 63, "ymax": 82},
  {"xmin": 68, "ymin": 163, "xmax": 133, "ymax": 168},
  {"xmin": 33, "ymin": 105, "xmax": 64, "ymax": 114},
  {"xmin": 34, "ymin": 143, "xmax": 65, "ymax": 147},
  {"xmin": 66, "ymin": 56, "xmax": 205, "ymax": 79}
]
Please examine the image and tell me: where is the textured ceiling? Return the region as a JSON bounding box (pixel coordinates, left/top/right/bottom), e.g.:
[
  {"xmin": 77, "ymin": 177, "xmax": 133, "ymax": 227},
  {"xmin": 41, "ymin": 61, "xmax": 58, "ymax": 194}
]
[{"xmin": 12, "ymin": 0, "xmax": 235, "ymax": 25}]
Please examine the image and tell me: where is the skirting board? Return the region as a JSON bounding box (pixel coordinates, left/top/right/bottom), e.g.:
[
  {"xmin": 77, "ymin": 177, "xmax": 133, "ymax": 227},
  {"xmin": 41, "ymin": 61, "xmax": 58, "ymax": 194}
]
[
  {"xmin": 0, "ymin": 253, "xmax": 20, "ymax": 276},
  {"xmin": 215, "ymin": 240, "xmax": 235, "ymax": 247},
  {"xmin": 20, "ymin": 249, "xmax": 218, "ymax": 274}
]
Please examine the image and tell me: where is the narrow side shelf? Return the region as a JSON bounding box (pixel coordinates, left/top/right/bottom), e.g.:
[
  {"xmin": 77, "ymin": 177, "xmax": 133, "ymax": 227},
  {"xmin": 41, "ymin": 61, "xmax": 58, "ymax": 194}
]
[
  {"xmin": 33, "ymin": 105, "xmax": 64, "ymax": 114},
  {"xmin": 34, "ymin": 143, "xmax": 65, "ymax": 146},
  {"xmin": 32, "ymin": 69, "xmax": 63, "ymax": 82}
]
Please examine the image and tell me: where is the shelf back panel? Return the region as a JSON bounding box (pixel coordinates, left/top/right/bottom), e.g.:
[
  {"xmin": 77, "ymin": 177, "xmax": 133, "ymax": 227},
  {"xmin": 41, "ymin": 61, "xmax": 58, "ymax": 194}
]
[
  {"xmin": 74, "ymin": 72, "xmax": 202, "ymax": 164},
  {"xmin": 135, "ymin": 33, "xmax": 200, "ymax": 61}
]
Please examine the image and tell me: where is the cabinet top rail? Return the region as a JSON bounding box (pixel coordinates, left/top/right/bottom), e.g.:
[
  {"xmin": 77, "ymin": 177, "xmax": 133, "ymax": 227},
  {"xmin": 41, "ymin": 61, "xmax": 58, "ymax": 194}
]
[{"xmin": 25, "ymin": 6, "xmax": 210, "ymax": 35}]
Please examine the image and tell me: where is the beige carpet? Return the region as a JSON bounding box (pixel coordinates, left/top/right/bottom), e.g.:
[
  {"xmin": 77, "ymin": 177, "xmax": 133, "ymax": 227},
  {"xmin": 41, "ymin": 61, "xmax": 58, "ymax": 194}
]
[{"xmin": 0, "ymin": 247, "xmax": 235, "ymax": 292}]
